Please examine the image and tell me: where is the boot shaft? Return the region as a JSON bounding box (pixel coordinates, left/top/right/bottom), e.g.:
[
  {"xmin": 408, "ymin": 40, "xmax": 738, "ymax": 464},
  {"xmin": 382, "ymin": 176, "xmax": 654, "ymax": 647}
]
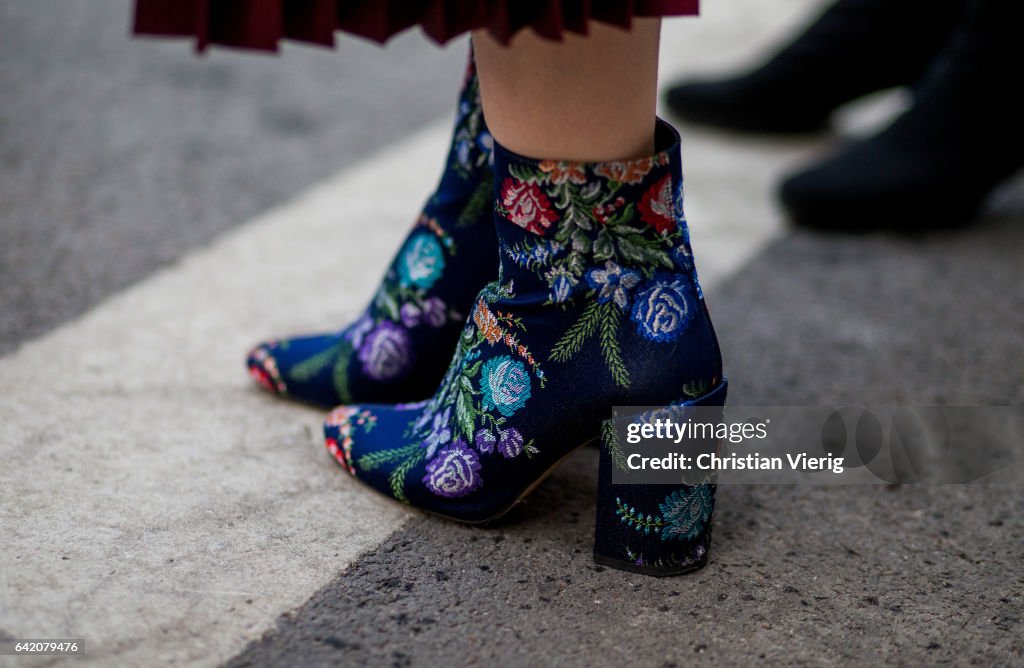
[
  {"xmin": 434, "ymin": 54, "xmax": 494, "ymax": 203},
  {"xmin": 486, "ymin": 119, "xmax": 723, "ymax": 406}
]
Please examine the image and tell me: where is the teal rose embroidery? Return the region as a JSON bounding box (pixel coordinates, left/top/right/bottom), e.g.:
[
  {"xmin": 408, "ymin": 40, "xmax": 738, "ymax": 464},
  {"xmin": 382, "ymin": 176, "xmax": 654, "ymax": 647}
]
[
  {"xmin": 480, "ymin": 355, "xmax": 532, "ymax": 417},
  {"xmin": 397, "ymin": 232, "xmax": 446, "ymax": 290}
]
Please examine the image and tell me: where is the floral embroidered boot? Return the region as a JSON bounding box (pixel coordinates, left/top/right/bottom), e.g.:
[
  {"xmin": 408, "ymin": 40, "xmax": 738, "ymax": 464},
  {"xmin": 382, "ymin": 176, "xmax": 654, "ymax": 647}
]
[
  {"xmin": 323, "ymin": 119, "xmax": 727, "ymax": 575},
  {"xmin": 246, "ymin": 54, "xmax": 497, "ymax": 407}
]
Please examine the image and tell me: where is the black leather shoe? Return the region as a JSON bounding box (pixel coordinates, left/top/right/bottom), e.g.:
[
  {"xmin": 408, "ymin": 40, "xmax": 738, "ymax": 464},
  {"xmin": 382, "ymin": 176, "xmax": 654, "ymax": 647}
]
[
  {"xmin": 664, "ymin": 0, "xmax": 965, "ymax": 134},
  {"xmin": 779, "ymin": 0, "xmax": 1024, "ymax": 231}
]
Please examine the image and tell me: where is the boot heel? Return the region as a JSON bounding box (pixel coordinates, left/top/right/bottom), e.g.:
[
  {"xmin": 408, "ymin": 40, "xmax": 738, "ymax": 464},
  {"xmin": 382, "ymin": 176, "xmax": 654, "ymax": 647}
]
[{"xmin": 593, "ymin": 380, "xmax": 728, "ymax": 576}]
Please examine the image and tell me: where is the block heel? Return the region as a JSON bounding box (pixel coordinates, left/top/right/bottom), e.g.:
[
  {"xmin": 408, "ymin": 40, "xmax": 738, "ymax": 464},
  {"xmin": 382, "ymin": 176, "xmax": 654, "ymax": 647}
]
[{"xmin": 593, "ymin": 380, "xmax": 728, "ymax": 576}]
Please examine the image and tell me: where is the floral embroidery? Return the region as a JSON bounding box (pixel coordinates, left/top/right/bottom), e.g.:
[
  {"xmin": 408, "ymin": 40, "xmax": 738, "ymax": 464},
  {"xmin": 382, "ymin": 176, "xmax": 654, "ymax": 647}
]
[
  {"xmin": 323, "ymin": 122, "xmax": 717, "ymax": 521},
  {"xmin": 497, "ymin": 428, "xmax": 524, "ymax": 458},
  {"xmin": 480, "ymin": 355, "xmax": 532, "ymax": 417},
  {"xmin": 248, "ymin": 345, "xmax": 286, "ymax": 394},
  {"xmin": 474, "ymin": 299, "xmax": 545, "ymax": 381},
  {"xmin": 585, "ymin": 260, "xmax": 641, "ymax": 309},
  {"xmin": 348, "ymin": 314, "xmax": 374, "ymax": 348},
  {"xmin": 637, "ymin": 174, "xmax": 677, "ymax": 234},
  {"xmin": 615, "ymin": 497, "xmax": 667, "ymax": 535},
  {"xmin": 499, "ymin": 178, "xmax": 559, "ymax": 234},
  {"xmin": 496, "ymin": 147, "xmax": 702, "ymax": 389},
  {"xmin": 474, "ymin": 428, "xmax": 497, "ymax": 454},
  {"xmin": 594, "ymin": 155, "xmax": 666, "ymax": 185},
  {"xmin": 361, "ymin": 283, "xmax": 543, "ymax": 503},
  {"xmin": 399, "ymin": 302, "xmax": 421, "ymax": 328},
  {"xmin": 623, "ymin": 543, "xmax": 707, "ymax": 571},
  {"xmin": 545, "ymin": 266, "xmax": 577, "ymax": 303},
  {"xmin": 420, "ymin": 296, "xmax": 447, "ymax": 328},
  {"xmin": 450, "ymin": 57, "xmax": 492, "ymax": 179},
  {"xmin": 473, "ymin": 299, "xmax": 503, "ymax": 344},
  {"xmin": 325, "ymin": 406, "xmax": 377, "ymax": 474},
  {"xmin": 539, "ymin": 160, "xmax": 586, "ymax": 185},
  {"xmin": 423, "ymin": 439, "xmax": 482, "ymax": 498},
  {"xmin": 658, "ymin": 485, "xmax": 714, "ymax": 541},
  {"xmin": 631, "ymin": 274, "xmax": 696, "ymax": 343},
  {"xmin": 614, "ymin": 484, "xmax": 712, "ymax": 542},
  {"xmin": 421, "ymin": 406, "xmax": 453, "ymax": 458},
  {"xmin": 357, "ymin": 321, "xmax": 412, "ymax": 381},
  {"xmin": 397, "ymin": 232, "xmax": 446, "ymax": 291}
]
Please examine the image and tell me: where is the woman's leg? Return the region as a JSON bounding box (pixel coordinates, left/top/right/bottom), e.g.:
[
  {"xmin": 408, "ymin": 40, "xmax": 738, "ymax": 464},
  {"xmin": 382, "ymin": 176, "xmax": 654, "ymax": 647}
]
[{"xmin": 472, "ymin": 20, "xmax": 662, "ymax": 162}]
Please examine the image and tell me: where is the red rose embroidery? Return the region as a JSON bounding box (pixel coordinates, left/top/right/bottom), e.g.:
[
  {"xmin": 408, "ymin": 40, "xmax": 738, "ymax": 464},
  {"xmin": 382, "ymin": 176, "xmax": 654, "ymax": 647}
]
[
  {"xmin": 637, "ymin": 174, "xmax": 677, "ymax": 234},
  {"xmin": 500, "ymin": 178, "xmax": 558, "ymax": 234}
]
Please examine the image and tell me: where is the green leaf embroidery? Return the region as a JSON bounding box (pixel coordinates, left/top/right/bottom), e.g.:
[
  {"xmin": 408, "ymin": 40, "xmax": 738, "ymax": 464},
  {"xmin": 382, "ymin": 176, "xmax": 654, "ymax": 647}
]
[
  {"xmin": 592, "ymin": 229, "xmax": 615, "ymax": 261},
  {"xmin": 599, "ymin": 301, "xmax": 630, "ymax": 388},
  {"xmin": 610, "ymin": 227, "xmax": 673, "ymax": 270},
  {"xmin": 356, "ymin": 443, "xmax": 419, "ymax": 471},
  {"xmin": 571, "ymin": 228, "xmax": 592, "ymax": 254},
  {"xmin": 375, "ymin": 287, "xmax": 401, "ymax": 322},
  {"xmin": 602, "ymin": 419, "xmax": 629, "ymax": 472},
  {"xmin": 681, "ymin": 378, "xmax": 712, "ymax": 399},
  {"xmin": 287, "ymin": 342, "xmax": 341, "ymax": 382},
  {"xmin": 389, "ymin": 447, "xmax": 426, "ymax": 504},
  {"xmin": 550, "ymin": 300, "xmax": 602, "ymax": 362},
  {"xmin": 456, "ymin": 171, "xmax": 493, "ymax": 229},
  {"xmin": 455, "ymin": 388, "xmax": 476, "ymax": 442},
  {"xmin": 615, "ymin": 497, "xmax": 666, "ymax": 534},
  {"xmin": 332, "ymin": 340, "xmax": 354, "ymax": 404}
]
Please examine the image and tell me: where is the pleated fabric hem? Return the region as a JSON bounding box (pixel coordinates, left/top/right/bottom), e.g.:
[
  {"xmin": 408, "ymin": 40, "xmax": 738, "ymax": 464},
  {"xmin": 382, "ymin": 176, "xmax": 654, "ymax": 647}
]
[{"xmin": 133, "ymin": 0, "xmax": 699, "ymax": 53}]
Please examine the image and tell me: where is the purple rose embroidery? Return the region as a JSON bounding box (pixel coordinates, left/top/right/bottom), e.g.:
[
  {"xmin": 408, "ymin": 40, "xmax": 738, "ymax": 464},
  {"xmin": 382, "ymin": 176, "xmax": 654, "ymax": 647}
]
[
  {"xmin": 423, "ymin": 439, "xmax": 482, "ymax": 498},
  {"xmin": 400, "ymin": 303, "xmax": 421, "ymax": 328},
  {"xmin": 357, "ymin": 321, "xmax": 411, "ymax": 381},
  {"xmin": 474, "ymin": 428, "xmax": 496, "ymax": 454},
  {"xmin": 421, "ymin": 296, "xmax": 447, "ymax": 328},
  {"xmin": 497, "ymin": 428, "xmax": 524, "ymax": 459}
]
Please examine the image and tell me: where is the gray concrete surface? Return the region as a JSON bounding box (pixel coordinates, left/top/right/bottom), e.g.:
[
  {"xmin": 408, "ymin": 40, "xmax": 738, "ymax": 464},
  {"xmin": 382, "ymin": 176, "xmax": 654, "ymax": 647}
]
[
  {"xmin": 225, "ymin": 224, "xmax": 1024, "ymax": 668},
  {"xmin": 0, "ymin": 0, "xmax": 469, "ymax": 355}
]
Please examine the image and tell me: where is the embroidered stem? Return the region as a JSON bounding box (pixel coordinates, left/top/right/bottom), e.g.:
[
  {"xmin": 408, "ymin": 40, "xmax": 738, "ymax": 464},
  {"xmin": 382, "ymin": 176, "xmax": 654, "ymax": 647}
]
[{"xmin": 615, "ymin": 497, "xmax": 666, "ymax": 534}]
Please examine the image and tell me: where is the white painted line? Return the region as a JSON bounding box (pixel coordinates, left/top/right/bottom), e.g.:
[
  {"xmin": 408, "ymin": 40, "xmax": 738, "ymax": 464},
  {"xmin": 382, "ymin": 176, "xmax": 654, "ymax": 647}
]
[
  {"xmin": 0, "ymin": 119, "xmax": 452, "ymax": 667},
  {"xmin": 1, "ymin": 3, "xmax": 870, "ymax": 664}
]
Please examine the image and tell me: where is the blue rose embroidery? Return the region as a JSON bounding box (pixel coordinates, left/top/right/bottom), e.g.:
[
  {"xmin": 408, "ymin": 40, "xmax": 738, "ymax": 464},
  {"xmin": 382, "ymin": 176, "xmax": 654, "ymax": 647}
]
[
  {"xmin": 397, "ymin": 232, "xmax": 446, "ymax": 290},
  {"xmin": 480, "ymin": 355, "xmax": 532, "ymax": 417},
  {"xmin": 631, "ymin": 274, "xmax": 695, "ymax": 342}
]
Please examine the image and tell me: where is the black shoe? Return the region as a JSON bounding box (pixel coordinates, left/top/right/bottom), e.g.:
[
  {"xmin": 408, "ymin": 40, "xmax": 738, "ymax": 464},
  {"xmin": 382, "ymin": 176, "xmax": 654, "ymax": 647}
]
[
  {"xmin": 779, "ymin": 0, "xmax": 1024, "ymax": 231},
  {"xmin": 664, "ymin": 0, "xmax": 965, "ymax": 134}
]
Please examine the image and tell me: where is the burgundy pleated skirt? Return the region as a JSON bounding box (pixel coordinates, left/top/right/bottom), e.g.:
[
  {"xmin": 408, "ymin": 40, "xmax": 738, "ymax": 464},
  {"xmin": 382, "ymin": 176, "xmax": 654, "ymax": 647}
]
[{"xmin": 133, "ymin": 0, "xmax": 699, "ymax": 52}]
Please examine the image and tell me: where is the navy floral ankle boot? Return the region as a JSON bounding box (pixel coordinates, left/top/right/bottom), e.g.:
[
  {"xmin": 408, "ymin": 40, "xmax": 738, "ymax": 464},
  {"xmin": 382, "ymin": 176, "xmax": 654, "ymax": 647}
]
[
  {"xmin": 246, "ymin": 54, "xmax": 497, "ymax": 407},
  {"xmin": 323, "ymin": 119, "xmax": 727, "ymax": 575}
]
